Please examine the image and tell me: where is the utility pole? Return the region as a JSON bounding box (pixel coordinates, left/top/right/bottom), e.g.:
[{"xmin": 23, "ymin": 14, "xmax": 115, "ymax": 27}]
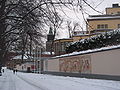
[{"xmin": 40, "ymin": 48, "xmax": 43, "ymax": 74}]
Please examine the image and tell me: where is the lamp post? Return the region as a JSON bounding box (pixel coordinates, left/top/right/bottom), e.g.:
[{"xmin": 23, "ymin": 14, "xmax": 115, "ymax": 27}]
[
  {"xmin": 27, "ymin": 30, "xmax": 37, "ymax": 58},
  {"xmin": 34, "ymin": 45, "xmax": 38, "ymax": 73},
  {"xmin": 27, "ymin": 30, "xmax": 37, "ymax": 73},
  {"xmin": 35, "ymin": 46, "xmax": 42, "ymax": 74},
  {"xmin": 37, "ymin": 46, "xmax": 40, "ymax": 73},
  {"xmin": 36, "ymin": 46, "xmax": 41, "ymax": 74},
  {"xmin": 39, "ymin": 47, "xmax": 42, "ymax": 74},
  {"xmin": 33, "ymin": 49, "xmax": 36, "ymax": 73},
  {"xmin": 40, "ymin": 48, "xmax": 44, "ymax": 74}
]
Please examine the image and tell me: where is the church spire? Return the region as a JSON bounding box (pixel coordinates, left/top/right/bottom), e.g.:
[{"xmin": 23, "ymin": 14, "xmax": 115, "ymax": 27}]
[
  {"xmin": 47, "ymin": 26, "xmax": 54, "ymax": 41},
  {"xmin": 48, "ymin": 26, "xmax": 53, "ymax": 35}
]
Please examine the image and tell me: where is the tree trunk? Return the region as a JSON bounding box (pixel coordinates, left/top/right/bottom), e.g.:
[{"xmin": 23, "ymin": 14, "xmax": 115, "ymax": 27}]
[{"xmin": 0, "ymin": 0, "xmax": 6, "ymax": 74}]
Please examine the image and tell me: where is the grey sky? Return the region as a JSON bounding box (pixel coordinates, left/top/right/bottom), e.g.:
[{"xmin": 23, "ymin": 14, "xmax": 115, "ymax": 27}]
[{"xmin": 94, "ymin": 0, "xmax": 120, "ymax": 13}]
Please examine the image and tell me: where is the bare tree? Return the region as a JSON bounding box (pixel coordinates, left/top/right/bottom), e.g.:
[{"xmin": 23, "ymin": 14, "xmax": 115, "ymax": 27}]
[
  {"xmin": 50, "ymin": 14, "xmax": 63, "ymax": 55},
  {"xmin": 0, "ymin": 0, "xmax": 75, "ymax": 72},
  {"xmin": 66, "ymin": 21, "xmax": 79, "ymax": 38}
]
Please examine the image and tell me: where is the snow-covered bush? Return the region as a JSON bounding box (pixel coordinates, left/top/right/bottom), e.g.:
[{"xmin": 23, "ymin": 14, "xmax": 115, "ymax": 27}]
[{"xmin": 66, "ymin": 29, "xmax": 120, "ymax": 53}]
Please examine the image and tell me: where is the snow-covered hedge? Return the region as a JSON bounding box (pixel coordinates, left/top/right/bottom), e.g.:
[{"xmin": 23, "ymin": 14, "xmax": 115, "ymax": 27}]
[{"xmin": 66, "ymin": 29, "xmax": 120, "ymax": 53}]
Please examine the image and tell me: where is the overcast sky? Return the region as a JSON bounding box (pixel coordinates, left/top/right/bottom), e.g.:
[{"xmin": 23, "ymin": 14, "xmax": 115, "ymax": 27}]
[
  {"xmin": 56, "ymin": 0, "xmax": 120, "ymax": 39},
  {"xmin": 62, "ymin": 0, "xmax": 120, "ymax": 21}
]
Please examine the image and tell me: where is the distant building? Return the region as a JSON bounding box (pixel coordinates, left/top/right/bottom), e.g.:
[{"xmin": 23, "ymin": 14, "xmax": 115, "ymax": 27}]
[
  {"xmin": 54, "ymin": 38, "xmax": 73, "ymax": 55},
  {"xmin": 46, "ymin": 27, "xmax": 54, "ymax": 53}
]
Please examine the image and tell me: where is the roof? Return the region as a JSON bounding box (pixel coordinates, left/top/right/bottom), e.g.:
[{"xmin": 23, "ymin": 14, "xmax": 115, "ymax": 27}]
[
  {"xmin": 73, "ymin": 34, "xmax": 90, "ymax": 37},
  {"xmin": 54, "ymin": 38, "xmax": 73, "ymax": 40},
  {"xmin": 12, "ymin": 55, "xmax": 32, "ymax": 60},
  {"xmin": 42, "ymin": 51, "xmax": 55, "ymax": 55},
  {"xmin": 54, "ymin": 38, "xmax": 73, "ymax": 42},
  {"xmin": 87, "ymin": 14, "xmax": 120, "ymax": 20}
]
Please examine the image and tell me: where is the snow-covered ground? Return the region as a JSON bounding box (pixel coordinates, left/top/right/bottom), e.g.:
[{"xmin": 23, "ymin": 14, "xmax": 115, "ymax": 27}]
[{"xmin": 0, "ymin": 69, "xmax": 120, "ymax": 90}]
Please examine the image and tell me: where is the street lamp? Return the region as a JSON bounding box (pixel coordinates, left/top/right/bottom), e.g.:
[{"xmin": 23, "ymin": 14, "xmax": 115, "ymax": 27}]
[
  {"xmin": 27, "ymin": 30, "xmax": 37, "ymax": 57},
  {"xmin": 27, "ymin": 30, "xmax": 37, "ymax": 73},
  {"xmin": 35, "ymin": 46, "xmax": 41, "ymax": 74}
]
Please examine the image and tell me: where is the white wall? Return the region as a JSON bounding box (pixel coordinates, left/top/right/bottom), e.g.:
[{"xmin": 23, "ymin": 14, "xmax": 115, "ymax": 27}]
[
  {"xmin": 91, "ymin": 49, "xmax": 120, "ymax": 76},
  {"xmin": 44, "ymin": 48, "xmax": 120, "ymax": 76},
  {"xmin": 46, "ymin": 59, "xmax": 59, "ymax": 71}
]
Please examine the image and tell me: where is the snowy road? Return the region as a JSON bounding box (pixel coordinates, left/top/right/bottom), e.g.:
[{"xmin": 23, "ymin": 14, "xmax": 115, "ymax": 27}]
[
  {"xmin": 0, "ymin": 70, "xmax": 44, "ymax": 90},
  {"xmin": 0, "ymin": 69, "xmax": 120, "ymax": 90}
]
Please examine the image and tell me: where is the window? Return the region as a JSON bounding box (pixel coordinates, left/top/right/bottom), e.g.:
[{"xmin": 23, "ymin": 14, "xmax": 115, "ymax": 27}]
[
  {"xmin": 118, "ymin": 24, "xmax": 120, "ymax": 28},
  {"xmin": 97, "ymin": 25, "xmax": 100, "ymax": 29},
  {"xmin": 61, "ymin": 42, "xmax": 65, "ymax": 51},
  {"xmin": 101, "ymin": 24, "xmax": 104, "ymax": 28},
  {"xmin": 105, "ymin": 24, "xmax": 108, "ymax": 28},
  {"xmin": 97, "ymin": 24, "xmax": 108, "ymax": 29}
]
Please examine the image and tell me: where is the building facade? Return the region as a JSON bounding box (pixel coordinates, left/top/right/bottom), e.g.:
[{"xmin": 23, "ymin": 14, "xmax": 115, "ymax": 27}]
[{"xmin": 87, "ymin": 4, "xmax": 120, "ymax": 34}]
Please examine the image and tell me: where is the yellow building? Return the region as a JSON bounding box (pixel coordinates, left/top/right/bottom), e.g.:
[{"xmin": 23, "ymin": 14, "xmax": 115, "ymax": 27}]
[
  {"xmin": 87, "ymin": 4, "xmax": 120, "ymax": 34},
  {"xmin": 106, "ymin": 4, "xmax": 120, "ymax": 15},
  {"xmin": 54, "ymin": 38, "xmax": 73, "ymax": 55}
]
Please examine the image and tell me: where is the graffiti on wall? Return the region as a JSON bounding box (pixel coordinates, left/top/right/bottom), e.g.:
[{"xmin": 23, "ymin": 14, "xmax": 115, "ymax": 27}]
[{"xmin": 59, "ymin": 55, "xmax": 91, "ymax": 73}]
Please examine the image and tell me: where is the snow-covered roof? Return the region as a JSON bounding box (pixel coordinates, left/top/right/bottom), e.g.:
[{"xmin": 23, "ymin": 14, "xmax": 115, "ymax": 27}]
[
  {"xmin": 52, "ymin": 45, "xmax": 120, "ymax": 58},
  {"xmin": 88, "ymin": 15, "xmax": 120, "ymax": 20},
  {"xmin": 42, "ymin": 52, "xmax": 55, "ymax": 55},
  {"xmin": 54, "ymin": 38, "xmax": 73, "ymax": 41},
  {"xmin": 12, "ymin": 54, "xmax": 31, "ymax": 60},
  {"xmin": 73, "ymin": 34, "xmax": 90, "ymax": 37}
]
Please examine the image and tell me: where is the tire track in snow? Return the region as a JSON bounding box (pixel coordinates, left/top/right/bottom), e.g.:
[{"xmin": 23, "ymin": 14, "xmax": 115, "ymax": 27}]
[
  {"xmin": 0, "ymin": 76, "xmax": 7, "ymax": 90},
  {"xmin": 65, "ymin": 78, "xmax": 120, "ymax": 90},
  {"xmin": 9, "ymin": 74, "xmax": 16, "ymax": 90},
  {"xmin": 0, "ymin": 71, "xmax": 16, "ymax": 90},
  {"xmin": 17, "ymin": 75, "xmax": 49, "ymax": 90}
]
